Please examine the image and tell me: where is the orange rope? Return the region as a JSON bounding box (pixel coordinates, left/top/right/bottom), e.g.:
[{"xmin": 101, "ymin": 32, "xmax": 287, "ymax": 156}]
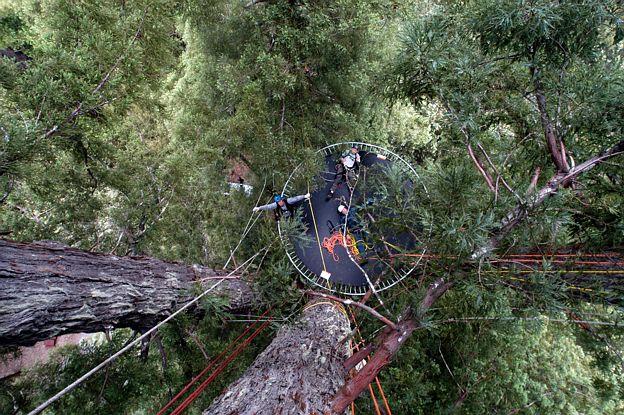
[
  {"xmin": 322, "ymin": 231, "xmax": 361, "ymax": 262},
  {"xmin": 375, "ymin": 377, "xmax": 392, "ymax": 415},
  {"xmin": 347, "ymin": 308, "xmax": 391, "ymax": 415},
  {"xmin": 368, "ymin": 384, "xmax": 382, "ymax": 415}
]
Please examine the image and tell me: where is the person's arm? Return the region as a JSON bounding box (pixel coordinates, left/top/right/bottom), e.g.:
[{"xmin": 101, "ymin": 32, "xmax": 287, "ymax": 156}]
[
  {"xmin": 355, "ymin": 153, "xmax": 361, "ymax": 163},
  {"xmin": 286, "ymin": 193, "xmax": 310, "ymax": 204},
  {"xmin": 253, "ymin": 202, "xmax": 278, "ymax": 212}
]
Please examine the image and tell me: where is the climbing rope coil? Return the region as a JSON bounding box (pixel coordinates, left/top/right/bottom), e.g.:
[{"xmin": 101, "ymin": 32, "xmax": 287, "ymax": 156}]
[{"xmin": 322, "ymin": 231, "xmax": 362, "ymax": 262}]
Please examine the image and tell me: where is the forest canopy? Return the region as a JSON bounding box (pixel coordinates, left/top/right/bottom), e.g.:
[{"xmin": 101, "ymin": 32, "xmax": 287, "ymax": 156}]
[{"xmin": 1, "ymin": 0, "xmax": 623, "ymax": 414}]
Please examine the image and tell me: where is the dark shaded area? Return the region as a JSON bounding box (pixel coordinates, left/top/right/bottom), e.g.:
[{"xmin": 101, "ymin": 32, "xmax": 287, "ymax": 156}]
[{"xmin": 0, "ymin": 48, "xmax": 31, "ymax": 67}]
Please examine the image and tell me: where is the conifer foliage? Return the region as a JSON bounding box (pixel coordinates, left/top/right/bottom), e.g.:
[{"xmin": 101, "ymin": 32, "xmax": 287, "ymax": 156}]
[{"xmin": 1, "ymin": 0, "xmax": 624, "ymax": 414}]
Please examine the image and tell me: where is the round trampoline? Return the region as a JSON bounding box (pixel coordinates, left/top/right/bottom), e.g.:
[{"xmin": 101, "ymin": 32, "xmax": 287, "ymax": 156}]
[{"xmin": 278, "ymin": 142, "xmax": 430, "ymax": 296}]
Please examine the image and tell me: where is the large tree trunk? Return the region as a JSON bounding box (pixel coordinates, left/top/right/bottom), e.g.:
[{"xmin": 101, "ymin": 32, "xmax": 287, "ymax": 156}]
[
  {"xmin": 0, "ymin": 239, "xmax": 255, "ymax": 347},
  {"xmin": 203, "ymin": 300, "xmax": 351, "ymax": 415}
]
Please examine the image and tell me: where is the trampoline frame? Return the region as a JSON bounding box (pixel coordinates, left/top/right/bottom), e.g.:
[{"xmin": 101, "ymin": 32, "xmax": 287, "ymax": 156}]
[{"xmin": 278, "ymin": 142, "xmax": 431, "ymax": 296}]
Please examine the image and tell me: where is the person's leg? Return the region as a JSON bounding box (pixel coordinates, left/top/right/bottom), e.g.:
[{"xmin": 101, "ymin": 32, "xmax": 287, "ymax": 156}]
[
  {"xmin": 327, "ymin": 164, "xmax": 345, "ymax": 199},
  {"xmin": 345, "ymin": 167, "xmax": 359, "ymax": 190}
]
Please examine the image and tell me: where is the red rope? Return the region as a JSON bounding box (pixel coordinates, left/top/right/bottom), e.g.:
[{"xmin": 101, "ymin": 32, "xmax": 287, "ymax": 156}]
[
  {"xmin": 347, "ymin": 308, "xmax": 392, "ymax": 415},
  {"xmin": 156, "ymin": 308, "xmax": 272, "ymax": 415},
  {"xmin": 169, "ymin": 318, "xmax": 273, "ymax": 415}
]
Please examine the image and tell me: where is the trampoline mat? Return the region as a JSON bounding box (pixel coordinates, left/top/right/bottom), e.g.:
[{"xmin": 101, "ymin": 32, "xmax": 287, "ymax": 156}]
[{"xmin": 284, "ymin": 147, "xmax": 417, "ymax": 291}]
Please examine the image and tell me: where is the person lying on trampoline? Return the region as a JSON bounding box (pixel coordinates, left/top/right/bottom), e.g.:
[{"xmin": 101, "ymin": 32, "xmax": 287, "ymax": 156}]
[
  {"xmin": 337, "ymin": 204, "xmax": 367, "ymax": 261},
  {"xmin": 253, "ymin": 193, "xmax": 310, "ymax": 221},
  {"xmin": 337, "ymin": 204, "xmax": 360, "ymax": 230},
  {"xmin": 326, "ymin": 146, "xmax": 361, "ymax": 200}
]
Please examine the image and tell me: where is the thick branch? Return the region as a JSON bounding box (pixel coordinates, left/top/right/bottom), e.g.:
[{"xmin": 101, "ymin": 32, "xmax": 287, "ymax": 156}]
[
  {"xmin": 531, "ymin": 67, "xmax": 570, "ymax": 173},
  {"xmin": 0, "ymin": 239, "xmax": 255, "ymax": 347},
  {"xmin": 330, "ymin": 278, "xmax": 452, "ymax": 413},
  {"xmin": 474, "ymin": 139, "xmax": 624, "ymax": 259}
]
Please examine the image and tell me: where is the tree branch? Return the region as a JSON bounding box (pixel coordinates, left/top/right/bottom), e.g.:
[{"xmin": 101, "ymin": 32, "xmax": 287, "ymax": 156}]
[
  {"xmin": 476, "ymin": 142, "xmax": 520, "ymax": 200},
  {"xmin": 526, "ymin": 167, "xmax": 541, "ymax": 194},
  {"xmin": 43, "ymin": 11, "xmax": 147, "ymax": 139},
  {"xmin": 530, "ymin": 66, "xmax": 570, "ymax": 173},
  {"xmin": 467, "ymin": 142, "xmax": 496, "ymax": 192},
  {"xmin": 330, "ymin": 278, "xmax": 452, "ymax": 413},
  {"xmin": 474, "ymin": 139, "xmax": 624, "ymax": 259},
  {"xmin": 306, "ymin": 291, "xmax": 397, "ymax": 330}
]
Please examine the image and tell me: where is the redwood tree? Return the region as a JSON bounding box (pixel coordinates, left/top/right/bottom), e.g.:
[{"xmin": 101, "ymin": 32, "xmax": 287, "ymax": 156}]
[{"xmin": 0, "ymin": 239, "xmax": 255, "ymax": 347}]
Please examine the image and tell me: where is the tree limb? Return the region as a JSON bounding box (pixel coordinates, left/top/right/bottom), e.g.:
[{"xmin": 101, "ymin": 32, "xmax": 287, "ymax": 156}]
[
  {"xmin": 474, "ymin": 139, "xmax": 624, "ymax": 259},
  {"xmin": 306, "ymin": 290, "xmax": 397, "ymax": 330},
  {"xmin": 526, "ymin": 167, "xmax": 541, "ymax": 194},
  {"xmin": 476, "ymin": 142, "xmax": 520, "ymax": 200},
  {"xmin": 531, "ymin": 66, "xmax": 570, "ymax": 173},
  {"xmin": 43, "ymin": 11, "xmax": 147, "ymax": 139},
  {"xmin": 466, "ymin": 142, "xmax": 496, "ymax": 192},
  {"xmin": 0, "ymin": 239, "xmax": 255, "ymax": 347},
  {"xmin": 330, "ymin": 278, "xmax": 452, "ymax": 413}
]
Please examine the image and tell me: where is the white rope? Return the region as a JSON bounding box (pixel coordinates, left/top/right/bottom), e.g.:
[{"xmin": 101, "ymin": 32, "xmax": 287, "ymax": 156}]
[
  {"xmin": 224, "ymin": 178, "xmax": 267, "ymax": 269},
  {"xmin": 341, "ymin": 167, "xmax": 386, "ymax": 309},
  {"xmin": 437, "ymin": 316, "xmax": 624, "ymax": 327},
  {"xmin": 27, "ymin": 250, "xmax": 265, "ymax": 415}
]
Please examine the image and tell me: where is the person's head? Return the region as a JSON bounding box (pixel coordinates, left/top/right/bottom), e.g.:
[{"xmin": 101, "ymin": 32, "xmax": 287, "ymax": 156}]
[
  {"xmin": 274, "ymin": 195, "xmax": 285, "ymax": 206},
  {"xmin": 350, "ymin": 146, "xmax": 358, "ymax": 155},
  {"xmin": 338, "ymin": 204, "xmax": 348, "ymax": 215}
]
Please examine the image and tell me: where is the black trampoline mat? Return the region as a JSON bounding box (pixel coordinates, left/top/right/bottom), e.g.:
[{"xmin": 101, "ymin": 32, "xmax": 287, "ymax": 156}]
[{"xmin": 288, "ymin": 148, "xmax": 411, "ymax": 288}]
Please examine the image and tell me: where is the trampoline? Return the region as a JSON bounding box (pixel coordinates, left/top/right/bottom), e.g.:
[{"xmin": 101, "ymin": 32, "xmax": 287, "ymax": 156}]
[{"xmin": 278, "ymin": 143, "xmax": 430, "ymax": 296}]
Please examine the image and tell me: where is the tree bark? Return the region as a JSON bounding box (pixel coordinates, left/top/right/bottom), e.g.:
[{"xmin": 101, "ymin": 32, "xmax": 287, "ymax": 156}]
[
  {"xmin": 203, "ymin": 300, "xmax": 351, "ymax": 415},
  {"xmin": 0, "ymin": 239, "xmax": 255, "ymax": 347}
]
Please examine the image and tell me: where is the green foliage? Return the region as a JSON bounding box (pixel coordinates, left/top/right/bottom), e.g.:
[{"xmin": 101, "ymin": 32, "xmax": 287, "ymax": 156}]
[{"xmin": 2, "ymin": 0, "xmax": 624, "ymax": 414}]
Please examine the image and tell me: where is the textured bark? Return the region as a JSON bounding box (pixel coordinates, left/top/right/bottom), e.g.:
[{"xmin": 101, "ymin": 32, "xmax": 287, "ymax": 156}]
[
  {"xmin": 204, "ymin": 300, "xmax": 351, "ymax": 415},
  {"xmin": 0, "ymin": 239, "xmax": 255, "ymax": 347}
]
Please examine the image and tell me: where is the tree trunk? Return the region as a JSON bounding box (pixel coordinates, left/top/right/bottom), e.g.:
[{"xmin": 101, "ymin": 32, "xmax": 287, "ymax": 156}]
[
  {"xmin": 203, "ymin": 300, "xmax": 351, "ymax": 415},
  {"xmin": 0, "ymin": 239, "xmax": 255, "ymax": 347}
]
